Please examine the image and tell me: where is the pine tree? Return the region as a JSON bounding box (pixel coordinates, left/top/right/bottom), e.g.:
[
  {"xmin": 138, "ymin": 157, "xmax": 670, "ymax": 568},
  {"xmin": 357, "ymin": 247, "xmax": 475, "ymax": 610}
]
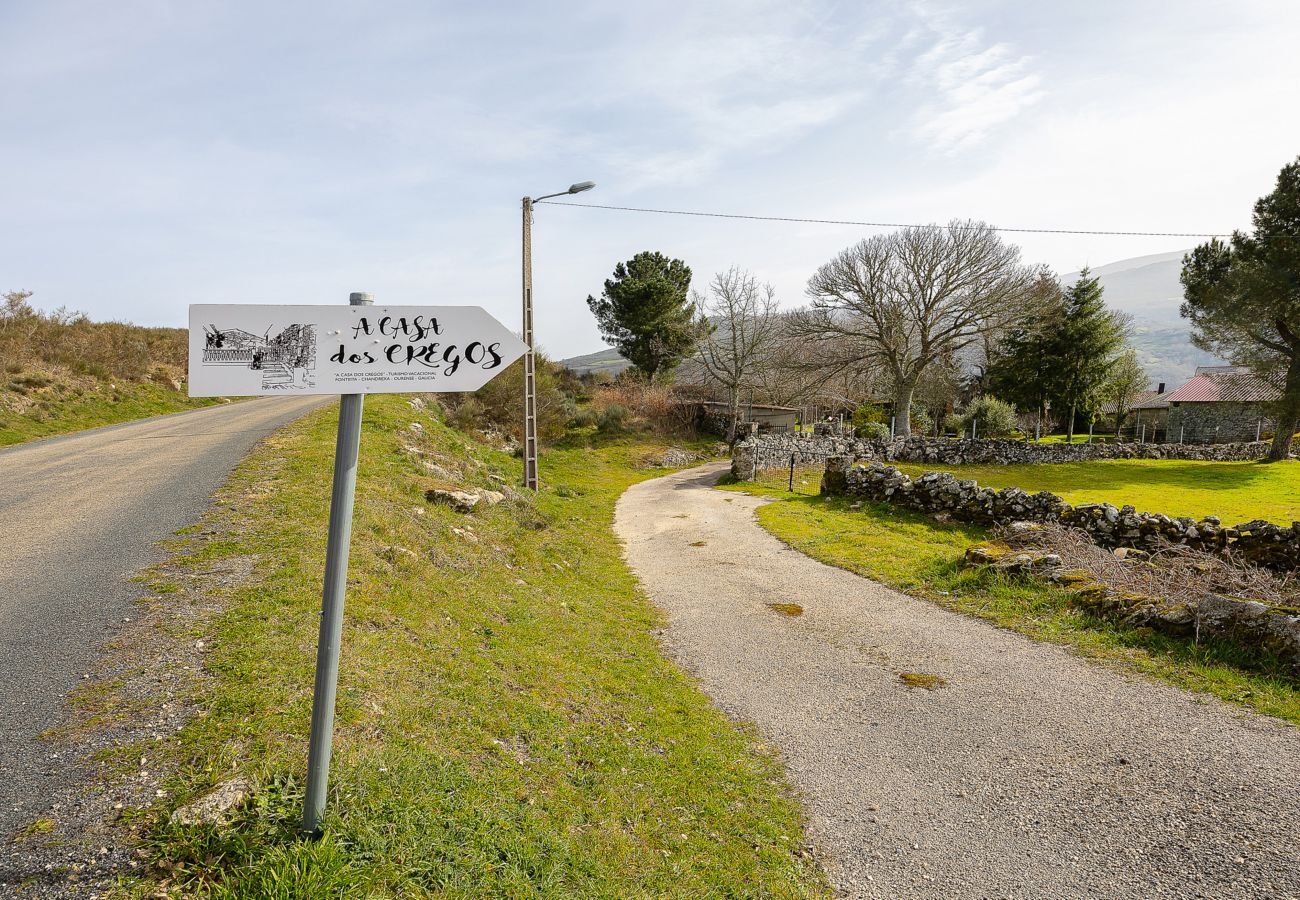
[
  {"xmin": 1182, "ymin": 157, "xmax": 1300, "ymax": 461},
  {"xmin": 985, "ymin": 273, "xmax": 1066, "ymax": 434},
  {"xmin": 1050, "ymin": 270, "xmax": 1130, "ymax": 441},
  {"xmin": 586, "ymin": 252, "xmax": 701, "ymax": 384}
]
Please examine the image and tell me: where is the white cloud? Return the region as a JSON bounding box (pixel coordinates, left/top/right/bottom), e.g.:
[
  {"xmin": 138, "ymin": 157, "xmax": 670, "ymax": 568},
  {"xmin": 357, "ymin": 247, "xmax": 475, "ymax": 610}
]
[{"xmin": 905, "ymin": 20, "xmax": 1045, "ymax": 151}]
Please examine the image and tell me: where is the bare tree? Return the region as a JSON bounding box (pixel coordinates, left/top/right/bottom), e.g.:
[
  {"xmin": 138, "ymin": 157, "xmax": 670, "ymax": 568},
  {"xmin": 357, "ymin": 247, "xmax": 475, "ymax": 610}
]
[
  {"xmin": 1100, "ymin": 349, "xmax": 1149, "ymax": 436},
  {"xmin": 795, "ymin": 221, "xmax": 1040, "ymax": 434},
  {"xmin": 693, "ymin": 268, "xmax": 781, "ymax": 440}
]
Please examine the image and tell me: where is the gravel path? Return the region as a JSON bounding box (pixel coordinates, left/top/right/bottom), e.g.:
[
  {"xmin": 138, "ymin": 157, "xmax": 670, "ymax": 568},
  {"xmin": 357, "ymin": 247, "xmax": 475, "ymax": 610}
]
[{"xmin": 616, "ymin": 463, "xmax": 1300, "ymax": 900}]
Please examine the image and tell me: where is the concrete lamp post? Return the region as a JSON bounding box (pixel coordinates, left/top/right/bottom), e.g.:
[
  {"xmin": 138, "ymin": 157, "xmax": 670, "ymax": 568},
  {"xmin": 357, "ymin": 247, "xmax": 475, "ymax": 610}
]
[{"xmin": 520, "ymin": 180, "xmax": 595, "ymax": 490}]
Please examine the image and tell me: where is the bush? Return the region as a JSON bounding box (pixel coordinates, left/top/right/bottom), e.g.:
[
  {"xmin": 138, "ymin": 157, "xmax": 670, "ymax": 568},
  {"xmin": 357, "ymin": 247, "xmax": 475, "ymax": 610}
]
[
  {"xmin": 942, "ymin": 413, "xmax": 963, "ymax": 435},
  {"xmin": 597, "ymin": 403, "xmax": 628, "ymax": 433},
  {"xmin": 856, "ymin": 421, "xmax": 891, "ymax": 441},
  {"xmin": 569, "ymin": 407, "xmax": 599, "ymax": 428},
  {"xmin": 589, "ymin": 381, "xmax": 700, "ymax": 437},
  {"xmin": 961, "ymin": 395, "xmax": 1018, "ymax": 438},
  {"xmin": 851, "ymin": 403, "xmax": 886, "ymax": 433},
  {"xmin": 908, "ymin": 406, "xmax": 934, "ymax": 437}
]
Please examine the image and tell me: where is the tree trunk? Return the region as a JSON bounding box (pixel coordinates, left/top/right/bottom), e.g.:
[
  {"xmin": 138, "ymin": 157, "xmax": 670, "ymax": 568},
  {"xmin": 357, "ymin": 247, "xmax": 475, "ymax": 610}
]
[
  {"xmin": 894, "ymin": 378, "xmax": 918, "ymax": 436},
  {"xmin": 1067, "ymin": 402, "xmax": 1076, "ymax": 443},
  {"xmin": 727, "ymin": 385, "xmax": 741, "ymax": 444},
  {"xmin": 1266, "ymin": 357, "xmax": 1300, "ymax": 462}
]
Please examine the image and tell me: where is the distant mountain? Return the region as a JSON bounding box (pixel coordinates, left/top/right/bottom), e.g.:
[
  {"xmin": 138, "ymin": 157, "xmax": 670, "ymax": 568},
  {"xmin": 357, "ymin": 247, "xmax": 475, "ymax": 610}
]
[
  {"xmin": 559, "ymin": 347, "xmax": 630, "ymax": 375},
  {"xmin": 1066, "ymin": 250, "xmax": 1223, "ymax": 388}
]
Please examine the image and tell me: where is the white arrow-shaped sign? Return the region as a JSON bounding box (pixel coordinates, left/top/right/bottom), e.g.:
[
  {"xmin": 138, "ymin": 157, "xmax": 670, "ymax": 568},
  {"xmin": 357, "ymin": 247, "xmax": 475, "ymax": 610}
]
[{"xmin": 188, "ymin": 304, "xmax": 528, "ymax": 397}]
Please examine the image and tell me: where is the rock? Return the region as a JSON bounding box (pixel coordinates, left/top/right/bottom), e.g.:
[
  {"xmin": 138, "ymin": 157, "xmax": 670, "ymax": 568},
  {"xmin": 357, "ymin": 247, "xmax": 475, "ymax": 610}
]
[
  {"xmin": 425, "ymin": 488, "xmax": 483, "ymax": 513},
  {"xmin": 479, "ymin": 490, "xmax": 505, "ymax": 506},
  {"xmin": 420, "ymin": 461, "xmax": 454, "ymax": 479},
  {"xmin": 380, "ymin": 545, "xmax": 418, "ymax": 564},
  {"xmin": 169, "ymin": 778, "xmax": 253, "ymax": 826}
]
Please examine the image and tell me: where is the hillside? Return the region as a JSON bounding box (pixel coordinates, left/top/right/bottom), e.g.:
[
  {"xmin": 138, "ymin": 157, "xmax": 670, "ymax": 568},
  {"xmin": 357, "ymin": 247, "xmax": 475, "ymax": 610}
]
[
  {"xmin": 559, "ymin": 347, "xmax": 631, "ymax": 375},
  {"xmin": 0, "ymin": 291, "xmax": 217, "ymax": 445},
  {"xmin": 1065, "ymin": 251, "xmax": 1223, "ymax": 387}
]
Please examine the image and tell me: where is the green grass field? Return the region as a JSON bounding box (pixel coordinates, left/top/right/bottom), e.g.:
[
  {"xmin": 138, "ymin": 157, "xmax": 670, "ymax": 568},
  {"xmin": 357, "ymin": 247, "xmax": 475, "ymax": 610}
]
[
  {"xmin": 722, "ymin": 470, "xmax": 1299, "ymax": 727},
  {"xmin": 1, "ymin": 370, "xmax": 217, "ymax": 446},
  {"xmin": 891, "ymin": 458, "xmax": 1300, "ymax": 525},
  {"xmin": 118, "ymin": 399, "xmax": 824, "ymax": 898}
]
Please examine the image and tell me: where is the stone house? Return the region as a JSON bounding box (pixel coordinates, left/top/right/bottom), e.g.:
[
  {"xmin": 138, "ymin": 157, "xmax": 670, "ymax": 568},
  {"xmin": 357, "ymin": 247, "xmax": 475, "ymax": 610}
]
[
  {"xmin": 1164, "ymin": 366, "xmax": 1279, "ymax": 443},
  {"xmin": 1101, "ymin": 382, "xmax": 1169, "ymax": 435}
]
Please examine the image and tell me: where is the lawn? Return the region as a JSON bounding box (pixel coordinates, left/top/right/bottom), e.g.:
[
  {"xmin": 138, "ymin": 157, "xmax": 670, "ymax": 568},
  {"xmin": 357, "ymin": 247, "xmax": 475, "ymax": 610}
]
[
  {"xmin": 0, "ymin": 369, "xmax": 218, "ymax": 446},
  {"xmin": 116, "ymin": 398, "xmax": 825, "ymax": 898},
  {"xmin": 721, "ymin": 469, "xmax": 1300, "ymax": 727},
  {"xmin": 891, "ymin": 458, "xmax": 1300, "ymax": 525}
]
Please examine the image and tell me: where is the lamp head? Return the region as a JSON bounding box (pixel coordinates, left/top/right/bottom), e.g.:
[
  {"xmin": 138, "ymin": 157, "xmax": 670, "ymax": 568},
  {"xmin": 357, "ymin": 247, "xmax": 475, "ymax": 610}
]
[{"xmin": 567, "ymin": 181, "xmax": 596, "ymax": 194}]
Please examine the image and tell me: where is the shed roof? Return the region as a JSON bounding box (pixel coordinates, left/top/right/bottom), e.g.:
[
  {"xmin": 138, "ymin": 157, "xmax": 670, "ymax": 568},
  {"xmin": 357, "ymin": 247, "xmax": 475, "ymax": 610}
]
[{"xmin": 1163, "ymin": 369, "xmax": 1279, "ymax": 404}]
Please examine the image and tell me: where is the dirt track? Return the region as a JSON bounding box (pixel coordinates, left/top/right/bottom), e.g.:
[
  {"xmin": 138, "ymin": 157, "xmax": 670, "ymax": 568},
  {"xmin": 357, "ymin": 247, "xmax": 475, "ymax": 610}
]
[{"xmin": 616, "ymin": 462, "xmax": 1300, "ymax": 899}]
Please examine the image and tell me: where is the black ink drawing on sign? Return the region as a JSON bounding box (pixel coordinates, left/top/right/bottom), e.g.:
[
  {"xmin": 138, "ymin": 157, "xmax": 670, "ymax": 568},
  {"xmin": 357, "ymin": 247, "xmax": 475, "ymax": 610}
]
[{"xmin": 202, "ymin": 323, "xmax": 317, "ymax": 390}]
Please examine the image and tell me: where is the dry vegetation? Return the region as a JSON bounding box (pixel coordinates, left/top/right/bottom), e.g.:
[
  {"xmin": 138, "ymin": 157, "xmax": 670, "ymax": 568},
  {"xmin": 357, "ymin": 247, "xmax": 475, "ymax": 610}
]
[
  {"xmin": 1, "ymin": 290, "xmax": 214, "ymax": 445},
  {"xmin": 1, "ymin": 290, "xmax": 188, "ymax": 382},
  {"xmin": 1002, "ymin": 521, "xmax": 1298, "ymax": 611}
]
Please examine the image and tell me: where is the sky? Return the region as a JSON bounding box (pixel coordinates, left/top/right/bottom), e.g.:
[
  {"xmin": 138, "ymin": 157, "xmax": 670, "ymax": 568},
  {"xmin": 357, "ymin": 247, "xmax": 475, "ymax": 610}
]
[{"xmin": 4, "ymin": 0, "xmax": 1300, "ymax": 360}]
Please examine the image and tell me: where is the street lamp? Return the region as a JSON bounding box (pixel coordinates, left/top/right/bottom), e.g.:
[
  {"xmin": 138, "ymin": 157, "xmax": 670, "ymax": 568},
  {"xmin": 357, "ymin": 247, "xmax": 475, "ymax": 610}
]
[{"xmin": 520, "ymin": 180, "xmax": 595, "ymax": 490}]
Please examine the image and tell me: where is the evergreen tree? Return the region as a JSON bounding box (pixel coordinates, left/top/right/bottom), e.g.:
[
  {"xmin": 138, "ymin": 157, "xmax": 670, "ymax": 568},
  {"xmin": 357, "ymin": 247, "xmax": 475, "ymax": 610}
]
[
  {"xmin": 1181, "ymin": 157, "xmax": 1300, "ymax": 461},
  {"xmin": 985, "ymin": 273, "xmax": 1066, "ymax": 432},
  {"xmin": 1050, "ymin": 269, "xmax": 1129, "ymax": 441},
  {"xmin": 586, "ymin": 251, "xmax": 700, "ymax": 384}
]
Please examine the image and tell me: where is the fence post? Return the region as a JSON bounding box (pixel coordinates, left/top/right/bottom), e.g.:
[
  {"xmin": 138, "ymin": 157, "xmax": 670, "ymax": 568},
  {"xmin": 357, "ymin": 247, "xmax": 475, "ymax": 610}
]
[
  {"xmin": 972, "ymin": 420, "xmax": 977, "ymax": 442},
  {"xmin": 890, "ymin": 416, "xmax": 895, "ymax": 438},
  {"xmin": 1088, "ymin": 422, "xmax": 1093, "ymax": 444},
  {"xmin": 1257, "ymin": 419, "xmax": 1262, "ymax": 442},
  {"xmin": 788, "ymin": 452, "xmax": 795, "ymax": 492},
  {"xmin": 1179, "ymin": 425, "xmax": 1184, "ymax": 444}
]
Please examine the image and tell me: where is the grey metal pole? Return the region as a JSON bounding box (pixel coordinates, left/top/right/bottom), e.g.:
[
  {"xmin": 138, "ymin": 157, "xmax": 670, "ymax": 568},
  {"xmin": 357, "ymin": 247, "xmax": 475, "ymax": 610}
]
[
  {"xmin": 521, "ymin": 197, "xmax": 539, "ymax": 490},
  {"xmin": 1088, "ymin": 422, "xmax": 1093, "ymax": 444},
  {"xmin": 302, "ymin": 291, "xmax": 373, "ymax": 836}
]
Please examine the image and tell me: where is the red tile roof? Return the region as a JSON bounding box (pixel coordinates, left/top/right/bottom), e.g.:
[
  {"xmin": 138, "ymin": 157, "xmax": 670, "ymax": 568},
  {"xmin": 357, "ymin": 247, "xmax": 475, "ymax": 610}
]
[{"xmin": 1163, "ymin": 369, "xmax": 1279, "ymax": 404}]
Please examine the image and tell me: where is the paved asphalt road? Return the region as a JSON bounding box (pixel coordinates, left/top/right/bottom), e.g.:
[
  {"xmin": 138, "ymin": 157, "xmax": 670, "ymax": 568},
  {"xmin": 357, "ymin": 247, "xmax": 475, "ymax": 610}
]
[
  {"xmin": 618, "ymin": 463, "xmax": 1300, "ymax": 900},
  {"xmin": 0, "ymin": 397, "xmax": 327, "ymax": 838}
]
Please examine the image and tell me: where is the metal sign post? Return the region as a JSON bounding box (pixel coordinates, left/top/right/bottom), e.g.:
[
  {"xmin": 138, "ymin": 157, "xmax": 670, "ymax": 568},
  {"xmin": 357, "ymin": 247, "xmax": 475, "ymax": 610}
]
[
  {"xmin": 186, "ymin": 295, "xmax": 527, "ymax": 836},
  {"xmin": 302, "ymin": 291, "xmax": 371, "ymax": 834}
]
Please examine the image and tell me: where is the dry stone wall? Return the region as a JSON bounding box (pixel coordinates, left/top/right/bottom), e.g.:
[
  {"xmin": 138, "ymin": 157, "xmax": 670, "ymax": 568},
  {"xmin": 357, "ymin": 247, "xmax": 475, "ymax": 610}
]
[
  {"xmin": 732, "ymin": 432, "xmax": 1275, "ymax": 476},
  {"xmin": 823, "ymin": 458, "xmax": 1300, "ymax": 572}
]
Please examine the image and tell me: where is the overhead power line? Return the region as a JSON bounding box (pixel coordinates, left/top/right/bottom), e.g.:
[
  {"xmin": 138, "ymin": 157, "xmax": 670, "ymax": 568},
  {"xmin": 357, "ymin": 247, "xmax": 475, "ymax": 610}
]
[{"xmin": 534, "ymin": 199, "xmax": 1231, "ymax": 239}]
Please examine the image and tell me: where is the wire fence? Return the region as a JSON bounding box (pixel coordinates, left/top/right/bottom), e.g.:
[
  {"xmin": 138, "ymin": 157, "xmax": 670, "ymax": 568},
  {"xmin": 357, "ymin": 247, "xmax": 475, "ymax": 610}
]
[{"xmin": 742, "ymin": 448, "xmax": 843, "ymax": 496}]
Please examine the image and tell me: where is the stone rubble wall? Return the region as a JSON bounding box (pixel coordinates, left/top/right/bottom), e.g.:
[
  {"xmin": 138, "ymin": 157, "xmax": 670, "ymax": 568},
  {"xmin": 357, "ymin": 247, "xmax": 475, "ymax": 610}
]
[
  {"xmin": 962, "ymin": 546, "xmax": 1300, "ymax": 671},
  {"xmin": 731, "ymin": 432, "xmax": 1275, "ymax": 477},
  {"xmin": 822, "ymin": 458, "xmax": 1300, "ymax": 572}
]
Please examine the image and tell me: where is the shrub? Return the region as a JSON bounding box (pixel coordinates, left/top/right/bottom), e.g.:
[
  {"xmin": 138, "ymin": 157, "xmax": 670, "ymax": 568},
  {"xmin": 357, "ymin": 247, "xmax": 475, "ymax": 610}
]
[
  {"xmin": 851, "ymin": 403, "xmax": 886, "ymax": 433},
  {"xmin": 908, "ymin": 406, "xmax": 934, "ymax": 437},
  {"xmin": 856, "ymin": 422, "xmax": 891, "ymax": 441},
  {"xmin": 942, "ymin": 413, "xmax": 963, "ymax": 435},
  {"xmin": 961, "ymin": 395, "xmax": 1018, "ymax": 438},
  {"xmin": 569, "ymin": 407, "xmax": 599, "ymax": 428},
  {"xmin": 597, "ymin": 403, "xmax": 628, "ymax": 433}
]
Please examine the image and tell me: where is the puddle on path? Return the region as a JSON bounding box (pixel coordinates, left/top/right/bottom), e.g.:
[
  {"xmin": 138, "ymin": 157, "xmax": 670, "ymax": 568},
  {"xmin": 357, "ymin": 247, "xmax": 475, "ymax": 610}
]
[{"xmin": 766, "ymin": 602, "xmax": 804, "ymax": 617}]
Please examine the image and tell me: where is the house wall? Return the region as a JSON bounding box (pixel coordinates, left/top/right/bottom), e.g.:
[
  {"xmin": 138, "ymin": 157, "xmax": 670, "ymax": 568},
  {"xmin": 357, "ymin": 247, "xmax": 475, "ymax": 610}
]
[{"xmin": 1167, "ymin": 401, "xmax": 1273, "ymax": 443}]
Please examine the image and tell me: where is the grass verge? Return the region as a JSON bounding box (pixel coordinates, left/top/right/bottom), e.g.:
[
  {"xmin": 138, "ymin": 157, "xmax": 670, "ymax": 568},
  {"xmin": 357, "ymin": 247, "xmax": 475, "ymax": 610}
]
[
  {"xmin": 890, "ymin": 458, "xmax": 1300, "ymax": 525},
  {"xmin": 1, "ymin": 370, "xmax": 218, "ymax": 446},
  {"xmin": 121, "ymin": 398, "xmax": 825, "ymax": 898},
  {"xmin": 722, "ymin": 468, "xmax": 1300, "ymax": 727}
]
